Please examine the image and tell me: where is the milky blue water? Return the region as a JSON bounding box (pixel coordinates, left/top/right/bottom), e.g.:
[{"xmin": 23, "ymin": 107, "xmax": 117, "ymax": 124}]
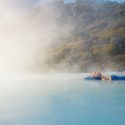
[{"xmin": 0, "ymin": 74, "xmax": 125, "ymax": 125}]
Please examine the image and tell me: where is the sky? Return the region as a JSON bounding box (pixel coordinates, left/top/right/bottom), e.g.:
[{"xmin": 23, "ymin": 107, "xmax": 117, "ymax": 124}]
[
  {"xmin": 18, "ymin": 0, "xmax": 125, "ymax": 6},
  {"xmin": 22, "ymin": 0, "xmax": 125, "ymax": 4},
  {"xmin": 29, "ymin": 0, "xmax": 125, "ymax": 4},
  {"xmin": 105, "ymin": 0, "xmax": 125, "ymax": 2},
  {"xmin": 65, "ymin": 0, "xmax": 125, "ymax": 3}
]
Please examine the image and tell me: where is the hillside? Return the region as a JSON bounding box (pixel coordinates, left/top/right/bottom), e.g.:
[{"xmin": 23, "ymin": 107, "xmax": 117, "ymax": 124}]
[{"xmin": 35, "ymin": 1, "xmax": 125, "ymax": 72}]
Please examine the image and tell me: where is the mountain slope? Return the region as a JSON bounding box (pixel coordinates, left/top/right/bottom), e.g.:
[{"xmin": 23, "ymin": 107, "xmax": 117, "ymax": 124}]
[{"xmin": 36, "ymin": 1, "xmax": 125, "ymax": 72}]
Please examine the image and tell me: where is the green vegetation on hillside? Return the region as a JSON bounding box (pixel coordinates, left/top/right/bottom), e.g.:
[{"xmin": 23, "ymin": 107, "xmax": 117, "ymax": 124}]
[{"xmin": 36, "ymin": 1, "xmax": 125, "ymax": 72}]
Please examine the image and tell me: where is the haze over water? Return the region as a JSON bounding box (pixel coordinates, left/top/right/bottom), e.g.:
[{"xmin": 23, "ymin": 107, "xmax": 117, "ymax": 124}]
[{"xmin": 0, "ymin": 74, "xmax": 125, "ymax": 125}]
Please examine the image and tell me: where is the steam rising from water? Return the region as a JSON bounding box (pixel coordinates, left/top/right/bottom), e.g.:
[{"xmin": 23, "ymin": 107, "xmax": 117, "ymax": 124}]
[
  {"xmin": 0, "ymin": 0, "xmax": 63, "ymax": 74},
  {"xmin": 2, "ymin": 0, "xmax": 117, "ymax": 74}
]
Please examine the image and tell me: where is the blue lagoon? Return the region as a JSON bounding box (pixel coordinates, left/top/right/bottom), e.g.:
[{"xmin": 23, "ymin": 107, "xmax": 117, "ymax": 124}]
[{"xmin": 0, "ymin": 74, "xmax": 125, "ymax": 125}]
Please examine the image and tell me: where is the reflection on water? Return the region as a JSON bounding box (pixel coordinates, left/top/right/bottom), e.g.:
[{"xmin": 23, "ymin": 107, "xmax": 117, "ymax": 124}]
[{"xmin": 0, "ymin": 74, "xmax": 125, "ymax": 125}]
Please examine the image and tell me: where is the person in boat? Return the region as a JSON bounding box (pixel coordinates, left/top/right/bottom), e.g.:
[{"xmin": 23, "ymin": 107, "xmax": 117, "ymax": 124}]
[{"xmin": 91, "ymin": 72, "xmax": 125, "ymax": 80}]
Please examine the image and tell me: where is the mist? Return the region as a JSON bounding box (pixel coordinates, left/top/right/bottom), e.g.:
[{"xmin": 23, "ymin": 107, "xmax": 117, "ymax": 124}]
[
  {"xmin": 0, "ymin": 0, "xmax": 37, "ymax": 74},
  {"xmin": 0, "ymin": 0, "xmax": 68, "ymax": 74},
  {"xmin": 0, "ymin": 0, "xmax": 124, "ymax": 74}
]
